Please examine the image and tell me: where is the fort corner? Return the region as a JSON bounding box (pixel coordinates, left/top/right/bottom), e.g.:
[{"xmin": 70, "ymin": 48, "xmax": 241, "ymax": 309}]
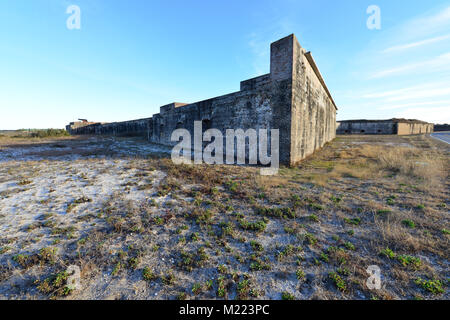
[{"xmin": 66, "ymin": 34, "xmax": 338, "ymax": 166}]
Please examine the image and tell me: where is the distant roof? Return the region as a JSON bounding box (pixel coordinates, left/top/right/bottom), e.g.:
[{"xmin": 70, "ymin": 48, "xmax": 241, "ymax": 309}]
[{"xmin": 337, "ymin": 118, "xmax": 431, "ymax": 124}]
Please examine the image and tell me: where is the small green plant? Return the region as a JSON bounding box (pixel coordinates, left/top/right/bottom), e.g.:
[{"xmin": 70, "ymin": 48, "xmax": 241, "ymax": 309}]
[
  {"xmin": 380, "ymin": 247, "xmax": 396, "ymax": 259},
  {"xmin": 249, "ymin": 260, "xmax": 271, "ymax": 271},
  {"xmin": 211, "ymin": 186, "xmax": 219, "ymax": 194},
  {"xmin": 197, "ymin": 247, "xmax": 209, "ymax": 263},
  {"xmin": 416, "ymin": 204, "xmax": 425, "ymax": 210},
  {"xmin": 296, "ymin": 268, "xmax": 305, "ymax": 280},
  {"xmin": 220, "ymin": 221, "xmax": 234, "ymax": 237},
  {"xmin": 36, "ymin": 270, "xmax": 72, "ymax": 297},
  {"xmin": 344, "ymin": 241, "xmax": 355, "ymax": 251},
  {"xmin": 111, "ymin": 262, "xmax": 122, "ymax": 276},
  {"xmin": 386, "ymin": 197, "xmax": 395, "ymax": 205},
  {"xmin": 39, "ymin": 247, "xmax": 57, "ymax": 263},
  {"xmin": 414, "ymin": 278, "xmax": 444, "ymax": 295},
  {"xmin": 128, "ymin": 257, "xmax": 139, "ymax": 269},
  {"xmin": 397, "ymin": 255, "xmax": 421, "ymax": 269},
  {"xmin": 205, "ymin": 279, "xmax": 213, "ymax": 290},
  {"xmin": 402, "ymin": 219, "xmax": 416, "ymax": 229},
  {"xmin": 226, "ymin": 180, "xmax": 239, "ymax": 193},
  {"xmin": 284, "ymin": 226, "xmax": 295, "ymax": 234},
  {"xmin": 250, "ymin": 288, "xmax": 260, "ymax": 298},
  {"xmin": 162, "ymin": 273, "xmax": 175, "ymax": 286},
  {"xmin": 309, "ymin": 203, "xmax": 324, "ymax": 211},
  {"xmin": 142, "ymin": 267, "xmax": 157, "ymax": 281},
  {"xmin": 250, "ymin": 241, "xmax": 263, "ymax": 252},
  {"xmin": 256, "ymin": 206, "xmax": 295, "ymax": 219},
  {"xmin": 276, "ymin": 244, "xmax": 295, "ymax": 261},
  {"xmin": 217, "ymin": 276, "xmax": 226, "ymax": 297},
  {"xmin": 329, "ymin": 272, "xmax": 346, "ymax": 292},
  {"xmin": 192, "ymin": 283, "xmax": 202, "ymax": 295},
  {"xmin": 337, "ymin": 267, "xmax": 350, "ymax": 276},
  {"xmin": 218, "ymin": 264, "xmax": 227, "ymax": 274},
  {"xmin": 239, "ymin": 219, "xmax": 267, "ymax": 232},
  {"xmin": 308, "ymin": 214, "xmax": 319, "ymax": 222},
  {"xmin": 330, "ymin": 195, "xmax": 342, "ymax": 203},
  {"xmin": 191, "ymin": 232, "xmax": 199, "ymax": 241},
  {"xmin": 304, "ymin": 233, "xmax": 318, "ymax": 245},
  {"xmin": 344, "ymin": 217, "xmax": 361, "ymax": 225},
  {"xmin": 237, "ymin": 279, "xmax": 250, "ymax": 297},
  {"xmin": 320, "ymin": 252, "xmax": 329, "ymax": 262},
  {"xmin": 13, "ymin": 254, "xmax": 29, "ymax": 267},
  {"xmin": 281, "ymin": 292, "xmax": 295, "ymax": 300},
  {"xmin": 176, "ymin": 292, "xmax": 187, "ymax": 300},
  {"xmin": 442, "ymin": 229, "xmax": 450, "ymax": 235},
  {"xmin": 291, "ymin": 194, "xmax": 302, "ymax": 208}
]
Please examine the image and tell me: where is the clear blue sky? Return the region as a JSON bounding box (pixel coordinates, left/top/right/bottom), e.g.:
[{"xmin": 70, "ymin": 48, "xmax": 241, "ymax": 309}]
[{"xmin": 1, "ymin": 0, "xmax": 449, "ymax": 129}]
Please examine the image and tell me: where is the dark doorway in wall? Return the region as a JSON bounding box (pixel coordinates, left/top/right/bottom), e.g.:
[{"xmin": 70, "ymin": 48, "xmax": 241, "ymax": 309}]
[
  {"xmin": 360, "ymin": 130, "xmax": 365, "ymax": 133},
  {"xmin": 160, "ymin": 124, "xmax": 164, "ymax": 139},
  {"xmin": 202, "ymin": 119, "xmax": 211, "ymax": 131}
]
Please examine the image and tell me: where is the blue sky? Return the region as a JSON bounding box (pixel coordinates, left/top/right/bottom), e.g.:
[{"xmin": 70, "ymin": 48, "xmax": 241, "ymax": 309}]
[{"xmin": 0, "ymin": 0, "xmax": 449, "ymax": 129}]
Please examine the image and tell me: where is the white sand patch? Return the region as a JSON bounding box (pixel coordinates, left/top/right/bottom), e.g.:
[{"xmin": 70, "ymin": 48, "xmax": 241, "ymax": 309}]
[{"xmin": 0, "ymin": 137, "xmax": 169, "ymax": 257}]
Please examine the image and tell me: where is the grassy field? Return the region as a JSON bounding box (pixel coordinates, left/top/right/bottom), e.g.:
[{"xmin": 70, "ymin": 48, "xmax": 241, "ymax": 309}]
[{"xmin": 0, "ymin": 133, "xmax": 448, "ymax": 300}]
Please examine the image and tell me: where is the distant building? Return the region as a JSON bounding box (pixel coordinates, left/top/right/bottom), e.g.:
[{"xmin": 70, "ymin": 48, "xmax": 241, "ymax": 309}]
[
  {"xmin": 337, "ymin": 119, "xmax": 433, "ymax": 135},
  {"xmin": 434, "ymin": 124, "xmax": 450, "ymax": 132}
]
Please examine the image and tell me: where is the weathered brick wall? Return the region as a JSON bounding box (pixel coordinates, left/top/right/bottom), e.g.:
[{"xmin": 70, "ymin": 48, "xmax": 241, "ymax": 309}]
[
  {"xmin": 66, "ymin": 121, "xmax": 100, "ymax": 134},
  {"xmin": 290, "ymin": 35, "xmax": 337, "ymax": 165},
  {"xmin": 148, "ymin": 81, "xmax": 279, "ymax": 163},
  {"xmin": 68, "ymin": 118, "xmax": 150, "ymax": 137}
]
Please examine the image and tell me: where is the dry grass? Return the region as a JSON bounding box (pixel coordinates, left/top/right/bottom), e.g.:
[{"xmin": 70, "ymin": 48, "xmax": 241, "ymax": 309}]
[{"xmin": 0, "ymin": 134, "xmax": 448, "ymax": 300}]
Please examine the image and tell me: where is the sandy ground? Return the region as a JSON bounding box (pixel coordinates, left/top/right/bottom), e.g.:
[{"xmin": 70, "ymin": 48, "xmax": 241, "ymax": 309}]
[{"xmin": 0, "ymin": 134, "xmax": 448, "ymax": 300}]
